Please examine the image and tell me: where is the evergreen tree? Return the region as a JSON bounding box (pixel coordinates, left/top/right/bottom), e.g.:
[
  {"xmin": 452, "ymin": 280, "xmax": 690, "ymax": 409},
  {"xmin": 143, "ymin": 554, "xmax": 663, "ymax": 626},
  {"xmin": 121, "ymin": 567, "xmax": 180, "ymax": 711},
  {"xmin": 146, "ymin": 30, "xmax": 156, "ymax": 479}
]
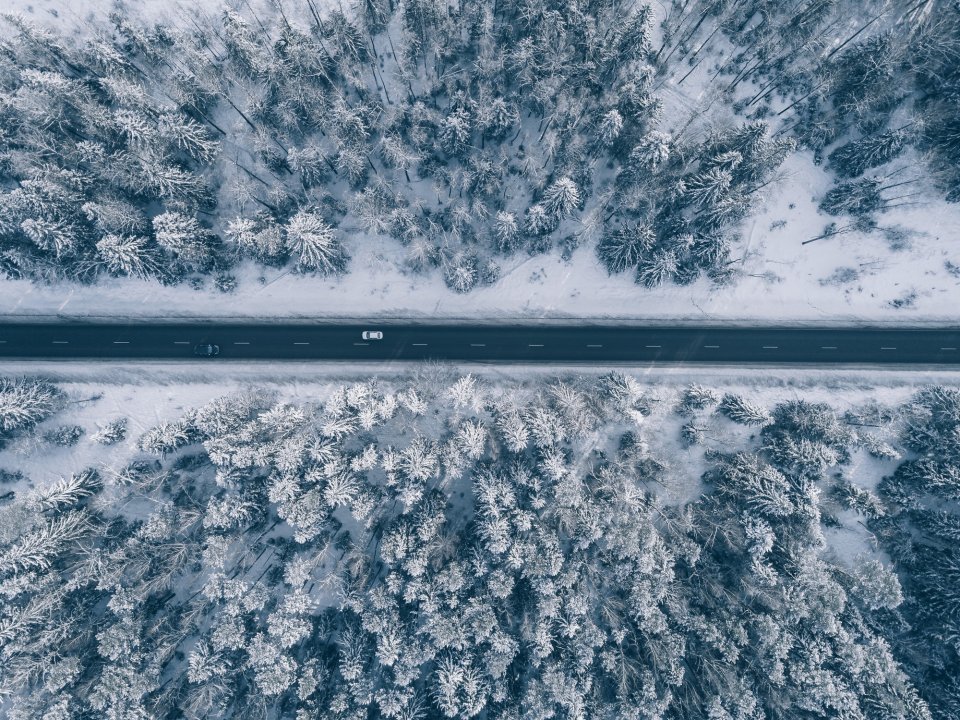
[
  {"xmin": 828, "ymin": 129, "xmax": 909, "ymax": 179},
  {"xmin": 284, "ymin": 210, "xmax": 349, "ymax": 275},
  {"xmin": 597, "ymin": 224, "xmax": 655, "ymax": 274}
]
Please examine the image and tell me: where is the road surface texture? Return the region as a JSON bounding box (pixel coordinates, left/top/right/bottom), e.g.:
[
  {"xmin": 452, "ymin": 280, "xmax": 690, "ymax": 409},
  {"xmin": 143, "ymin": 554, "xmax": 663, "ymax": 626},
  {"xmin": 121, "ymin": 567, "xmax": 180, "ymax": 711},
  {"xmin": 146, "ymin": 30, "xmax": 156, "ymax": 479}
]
[{"xmin": 0, "ymin": 323, "xmax": 958, "ymax": 365}]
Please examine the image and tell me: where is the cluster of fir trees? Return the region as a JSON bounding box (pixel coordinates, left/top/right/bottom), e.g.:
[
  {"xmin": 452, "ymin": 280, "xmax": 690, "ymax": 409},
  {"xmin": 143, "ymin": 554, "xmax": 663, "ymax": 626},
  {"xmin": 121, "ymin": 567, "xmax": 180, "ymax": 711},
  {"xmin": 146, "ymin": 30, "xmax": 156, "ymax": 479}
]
[
  {"xmin": 656, "ymin": 0, "xmax": 960, "ymax": 236},
  {"xmin": 0, "ymin": 372, "xmax": 951, "ymax": 719},
  {"xmin": 0, "ymin": 0, "xmax": 790, "ymax": 293},
  {"xmin": 867, "ymin": 387, "xmax": 960, "ymax": 718}
]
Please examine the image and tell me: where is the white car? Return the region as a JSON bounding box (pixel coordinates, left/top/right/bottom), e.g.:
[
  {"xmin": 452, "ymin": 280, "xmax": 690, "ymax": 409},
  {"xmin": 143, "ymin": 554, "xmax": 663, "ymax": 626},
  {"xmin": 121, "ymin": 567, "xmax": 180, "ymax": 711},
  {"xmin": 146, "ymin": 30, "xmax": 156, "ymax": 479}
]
[{"xmin": 361, "ymin": 331, "xmax": 383, "ymax": 340}]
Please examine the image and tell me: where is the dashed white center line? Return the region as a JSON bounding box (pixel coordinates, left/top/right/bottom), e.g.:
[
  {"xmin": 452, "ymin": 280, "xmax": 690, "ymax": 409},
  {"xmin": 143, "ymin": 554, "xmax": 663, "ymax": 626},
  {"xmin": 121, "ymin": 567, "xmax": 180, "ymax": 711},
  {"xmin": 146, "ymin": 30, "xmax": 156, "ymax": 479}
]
[
  {"xmin": 412, "ymin": 343, "xmax": 428, "ymax": 346},
  {"xmin": 586, "ymin": 344, "xmax": 603, "ymax": 348},
  {"xmin": 113, "ymin": 341, "xmax": 130, "ymax": 344},
  {"xmin": 0, "ymin": 340, "xmax": 7, "ymax": 344},
  {"xmin": 52, "ymin": 340, "xmax": 68, "ymax": 344},
  {"xmin": 645, "ymin": 345, "xmax": 661, "ymax": 348},
  {"xmin": 470, "ymin": 343, "xmax": 486, "ymax": 347},
  {"xmin": 762, "ymin": 346, "xmax": 779, "ymax": 349},
  {"xmin": 174, "ymin": 341, "xmax": 190, "ymax": 345},
  {"xmin": 528, "ymin": 344, "xmax": 544, "ymax": 347},
  {"xmin": 941, "ymin": 347, "xmax": 956, "ymax": 351},
  {"xmin": 294, "ymin": 342, "xmax": 310, "ymax": 345},
  {"xmin": 704, "ymin": 345, "xmax": 720, "ymax": 349},
  {"xmin": 233, "ymin": 342, "xmax": 251, "ymax": 345},
  {"xmin": 821, "ymin": 346, "xmax": 837, "ymax": 350},
  {"xmin": 880, "ymin": 347, "xmax": 897, "ymax": 351},
  {"xmin": 354, "ymin": 342, "xmax": 369, "ymax": 346}
]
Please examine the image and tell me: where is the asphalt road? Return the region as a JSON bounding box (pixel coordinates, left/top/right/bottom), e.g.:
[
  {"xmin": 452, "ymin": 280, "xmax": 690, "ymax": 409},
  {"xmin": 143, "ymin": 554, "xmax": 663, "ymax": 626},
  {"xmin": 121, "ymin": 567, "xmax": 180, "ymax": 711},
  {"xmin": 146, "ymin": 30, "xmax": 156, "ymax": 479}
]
[{"xmin": 0, "ymin": 323, "xmax": 958, "ymax": 365}]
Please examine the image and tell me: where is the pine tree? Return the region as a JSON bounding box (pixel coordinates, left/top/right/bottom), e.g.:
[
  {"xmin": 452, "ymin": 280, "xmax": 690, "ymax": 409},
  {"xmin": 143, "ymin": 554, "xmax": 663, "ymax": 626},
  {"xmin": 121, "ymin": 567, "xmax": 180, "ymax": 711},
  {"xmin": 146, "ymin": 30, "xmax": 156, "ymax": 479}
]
[
  {"xmin": 849, "ymin": 558, "xmax": 903, "ymax": 611},
  {"xmin": 828, "ymin": 129, "xmax": 909, "ymax": 179},
  {"xmin": 0, "ymin": 510, "xmax": 91, "ymax": 575},
  {"xmin": 717, "ymin": 394, "xmax": 770, "ymax": 425},
  {"xmin": 493, "ymin": 211, "xmax": 521, "ymax": 254},
  {"xmin": 541, "ymin": 177, "xmax": 582, "ymax": 219},
  {"xmin": 597, "ymin": 224, "xmax": 655, "ymax": 274},
  {"xmin": 20, "ymin": 217, "xmax": 77, "ymax": 258},
  {"xmin": 91, "ymin": 417, "xmax": 127, "ymax": 445},
  {"xmin": 96, "ymin": 234, "xmax": 162, "ymax": 279},
  {"xmin": 285, "ymin": 210, "xmax": 349, "ymax": 274},
  {"xmin": 0, "ymin": 377, "xmax": 62, "ymax": 436},
  {"xmin": 595, "ymin": 110, "xmax": 624, "ymax": 147},
  {"xmin": 137, "ymin": 417, "xmax": 197, "ymax": 456},
  {"xmin": 679, "ymin": 384, "xmax": 719, "ymax": 413},
  {"xmin": 31, "ymin": 469, "xmax": 101, "ymax": 512},
  {"xmin": 682, "ymin": 167, "xmax": 732, "ymax": 209},
  {"xmin": 438, "ymin": 109, "xmax": 472, "ymax": 157},
  {"xmin": 81, "ymin": 199, "xmax": 148, "ymax": 235},
  {"xmin": 525, "ymin": 203, "xmax": 559, "ymax": 236},
  {"xmin": 443, "ymin": 251, "xmax": 479, "ymax": 293},
  {"xmin": 152, "ymin": 212, "xmax": 215, "ymax": 268},
  {"xmin": 629, "ymin": 131, "xmax": 672, "ymax": 172},
  {"xmin": 44, "ymin": 424, "xmax": 84, "ymax": 447},
  {"xmin": 635, "ymin": 249, "xmax": 677, "ymax": 287}
]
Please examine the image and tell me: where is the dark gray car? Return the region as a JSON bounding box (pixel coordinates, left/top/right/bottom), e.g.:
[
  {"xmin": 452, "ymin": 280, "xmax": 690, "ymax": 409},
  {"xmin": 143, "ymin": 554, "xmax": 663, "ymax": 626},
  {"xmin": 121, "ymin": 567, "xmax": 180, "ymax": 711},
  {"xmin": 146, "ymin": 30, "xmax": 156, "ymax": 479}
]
[{"xmin": 194, "ymin": 343, "xmax": 220, "ymax": 357}]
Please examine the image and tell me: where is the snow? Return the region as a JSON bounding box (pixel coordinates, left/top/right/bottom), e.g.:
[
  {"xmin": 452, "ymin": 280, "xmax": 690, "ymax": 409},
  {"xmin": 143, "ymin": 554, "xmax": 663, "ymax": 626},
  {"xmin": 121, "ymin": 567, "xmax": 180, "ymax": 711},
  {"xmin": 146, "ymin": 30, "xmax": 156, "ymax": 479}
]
[
  {"xmin": 1, "ymin": 361, "xmax": 947, "ymax": 497},
  {"xmin": 2, "ymin": 155, "xmax": 958, "ymax": 325},
  {"xmin": 1, "ymin": 0, "xmax": 331, "ymax": 36},
  {"xmin": 1, "ymin": 1, "xmax": 959, "ymax": 324}
]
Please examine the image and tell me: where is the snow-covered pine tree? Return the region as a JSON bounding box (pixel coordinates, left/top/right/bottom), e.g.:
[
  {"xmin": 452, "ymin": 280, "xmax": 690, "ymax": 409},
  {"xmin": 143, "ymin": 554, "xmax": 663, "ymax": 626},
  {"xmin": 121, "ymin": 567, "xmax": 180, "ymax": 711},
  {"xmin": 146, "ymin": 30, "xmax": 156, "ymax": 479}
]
[
  {"xmin": 152, "ymin": 211, "xmax": 216, "ymax": 269},
  {"xmin": 635, "ymin": 249, "xmax": 677, "ymax": 287},
  {"xmin": 717, "ymin": 394, "xmax": 771, "ymax": 425},
  {"xmin": 541, "ymin": 177, "xmax": 582, "ymax": 219},
  {"xmin": 828, "ymin": 129, "xmax": 909, "ymax": 179},
  {"xmin": 91, "ymin": 417, "xmax": 127, "ymax": 445},
  {"xmin": 0, "ymin": 377, "xmax": 62, "ymax": 436},
  {"xmin": 284, "ymin": 210, "xmax": 348, "ymax": 275},
  {"xmin": 596, "ymin": 224, "xmax": 655, "ymax": 274},
  {"xmin": 95, "ymin": 234, "xmax": 163, "ymax": 279},
  {"xmin": 31, "ymin": 469, "xmax": 101, "ymax": 512}
]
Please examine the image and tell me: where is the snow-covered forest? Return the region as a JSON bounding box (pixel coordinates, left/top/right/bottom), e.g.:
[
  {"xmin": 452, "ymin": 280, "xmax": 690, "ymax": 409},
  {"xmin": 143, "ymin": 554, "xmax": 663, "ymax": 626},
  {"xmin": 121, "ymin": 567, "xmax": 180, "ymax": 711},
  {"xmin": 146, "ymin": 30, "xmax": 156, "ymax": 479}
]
[
  {"xmin": 0, "ymin": 0, "xmax": 956, "ymax": 301},
  {"xmin": 0, "ymin": 368, "xmax": 958, "ymax": 719}
]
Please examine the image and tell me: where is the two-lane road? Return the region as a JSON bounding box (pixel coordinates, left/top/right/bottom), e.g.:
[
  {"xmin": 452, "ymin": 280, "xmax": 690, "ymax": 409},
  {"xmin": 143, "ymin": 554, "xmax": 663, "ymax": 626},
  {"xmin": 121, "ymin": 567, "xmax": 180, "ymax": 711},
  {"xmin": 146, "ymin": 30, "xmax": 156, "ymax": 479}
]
[{"xmin": 0, "ymin": 323, "xmax": 958, "ymax": 364}]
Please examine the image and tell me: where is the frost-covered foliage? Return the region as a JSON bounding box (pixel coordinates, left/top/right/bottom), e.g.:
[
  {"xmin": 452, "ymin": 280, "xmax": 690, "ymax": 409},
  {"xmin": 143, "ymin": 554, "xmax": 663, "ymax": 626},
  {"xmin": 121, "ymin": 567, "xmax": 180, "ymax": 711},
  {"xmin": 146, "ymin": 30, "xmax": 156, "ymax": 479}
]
[
  {"xmin": 0, "ymin": 377, "xmax": 63, "ymax": 443},
  {"xmin": 657, "ymin": 0, "xmax": 960, "ymax": 250},
  {"xmin": 0, "ymin": 0, "xmax": 792, "ymax": 293},
  {"xmin": 873, "ymin": 386, "xmax": 960, "ymax": 719},
  {"xmin": 0, "ymin": 373, "xmax": 953, "ymax": 718}
]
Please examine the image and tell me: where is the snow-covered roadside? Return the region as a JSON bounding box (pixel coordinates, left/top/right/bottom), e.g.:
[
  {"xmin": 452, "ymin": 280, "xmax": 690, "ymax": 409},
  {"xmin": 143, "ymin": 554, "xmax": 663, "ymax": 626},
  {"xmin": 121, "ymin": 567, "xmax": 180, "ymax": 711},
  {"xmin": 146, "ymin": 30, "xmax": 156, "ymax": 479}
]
[
  {"xmin": 2, "ymin": 360, "xmax": 952, "ymax": 478},
  {"xmin": 0, "ymin": 147, "xmax": 957, "ymax": 325},
  {"xmin": 4, "ymin": 1, "xmax": 958, "ymax": 326},
  {"xmin": 0, "ymin": 362, "xmax": 946, "ymax": 569}
]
